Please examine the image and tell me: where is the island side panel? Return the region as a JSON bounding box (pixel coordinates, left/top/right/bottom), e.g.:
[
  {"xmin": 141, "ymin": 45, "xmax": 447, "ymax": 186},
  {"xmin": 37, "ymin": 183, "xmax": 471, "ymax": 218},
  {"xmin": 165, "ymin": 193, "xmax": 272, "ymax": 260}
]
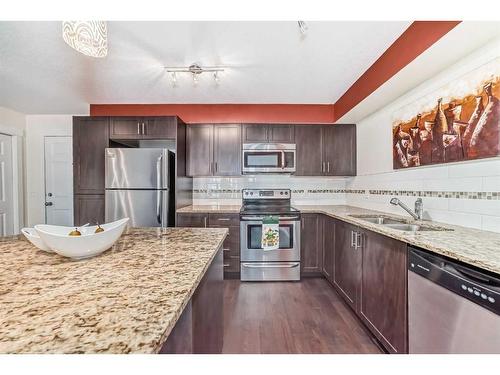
[
  {"xmin": 160, "ymin": 247, "xmax": 223, "ymax": 354},
  {"xmin": 192, "ymin": 247, "xmax": 224, "ymax": 354}
]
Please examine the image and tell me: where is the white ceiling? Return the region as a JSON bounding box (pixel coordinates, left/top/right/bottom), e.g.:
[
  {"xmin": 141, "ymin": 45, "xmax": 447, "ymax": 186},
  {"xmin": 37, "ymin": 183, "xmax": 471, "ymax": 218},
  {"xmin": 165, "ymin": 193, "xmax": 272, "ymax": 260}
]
[{"xmin": 0, "ymin": 21, "xmax": 410, "ymax": 114}]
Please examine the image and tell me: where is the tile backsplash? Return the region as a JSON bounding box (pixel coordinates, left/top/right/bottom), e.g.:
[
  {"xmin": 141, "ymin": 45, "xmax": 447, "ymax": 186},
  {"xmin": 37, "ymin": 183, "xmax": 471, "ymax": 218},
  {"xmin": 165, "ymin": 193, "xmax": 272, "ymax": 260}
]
[{"xmin": 193, "ymin": 175, "xmax": 347, "ymax": 205}]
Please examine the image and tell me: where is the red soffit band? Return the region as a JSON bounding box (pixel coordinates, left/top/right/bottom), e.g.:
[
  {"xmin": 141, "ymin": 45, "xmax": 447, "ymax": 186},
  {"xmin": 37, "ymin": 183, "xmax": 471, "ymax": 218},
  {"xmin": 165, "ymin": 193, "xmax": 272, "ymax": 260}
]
[{"xmin": 333, "ymin": 21, "xmax": 461, "ymax": 121}]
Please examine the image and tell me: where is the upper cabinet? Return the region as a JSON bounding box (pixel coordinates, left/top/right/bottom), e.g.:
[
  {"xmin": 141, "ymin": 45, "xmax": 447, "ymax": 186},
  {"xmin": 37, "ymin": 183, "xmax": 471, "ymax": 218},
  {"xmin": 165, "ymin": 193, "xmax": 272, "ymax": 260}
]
[
  {"xmin": 242, "ymin": 124, "xmax": 295, "ymax": 143},
  {"xmin": 323, "ymin": 124, "xmax": 356, "ymax": 176},
  {"xmin": 73, "ymin": 116, "xmax": 109, "ymax": 195},
  {"xmin": 109, "ymin": 116, "xmax": 176, "ymax": 140},
  {"xmin": 187, "ymin": 124, "xmax": 241, "ymax": 177},
  {"xmin": 295, "ymin": 124, "xmax": 356, "ymax": 176}
]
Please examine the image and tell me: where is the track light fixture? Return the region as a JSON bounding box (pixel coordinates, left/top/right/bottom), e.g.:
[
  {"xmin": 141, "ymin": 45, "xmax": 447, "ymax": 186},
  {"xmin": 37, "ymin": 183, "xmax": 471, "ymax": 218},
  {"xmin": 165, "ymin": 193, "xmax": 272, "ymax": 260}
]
[{"xmin": 165, "ymin": 63, "xmax": 224, "ymax": 86}]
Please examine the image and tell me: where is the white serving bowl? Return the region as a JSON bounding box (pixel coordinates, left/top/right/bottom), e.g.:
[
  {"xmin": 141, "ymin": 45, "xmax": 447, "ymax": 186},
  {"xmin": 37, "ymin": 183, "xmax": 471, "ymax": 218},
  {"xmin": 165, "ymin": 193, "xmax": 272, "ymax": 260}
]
[
  {"xmin": 35, "ymin": 218, "xmax": 129, "ymax": 260},
  {"xmin": 21, "ymin": 227, "xmax": 53, "ymax": 252}
]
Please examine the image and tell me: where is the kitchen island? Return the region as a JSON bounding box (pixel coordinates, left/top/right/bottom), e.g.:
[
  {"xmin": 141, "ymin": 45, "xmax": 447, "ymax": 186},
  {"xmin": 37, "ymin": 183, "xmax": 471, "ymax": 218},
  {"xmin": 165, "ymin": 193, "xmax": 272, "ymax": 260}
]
[{"xmin": 0, "ymin": 227, "xmax": 227, "ymax": 354}]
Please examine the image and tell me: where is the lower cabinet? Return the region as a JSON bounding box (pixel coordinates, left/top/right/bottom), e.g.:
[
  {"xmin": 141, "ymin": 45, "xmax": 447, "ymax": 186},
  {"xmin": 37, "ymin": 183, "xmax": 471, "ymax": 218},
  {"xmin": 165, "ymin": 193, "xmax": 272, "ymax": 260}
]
[
  {"xmin": 74, "ymin": 194, "xmax": 105, "ymax": 226},
  {"xmin": 359, "ymin": 228, "xmax": 408, "ymax": 354},
  {"xmin": 333, "ymin": 220, "xmax": 361, "ymax": 311},
  {"xmin": 176, "ymin": 212, "xmax": 240, "ymax": 278},
  {"xmin": 300, "ymin": 214, "xmax": 323, "ymax": 276},
  {"xmin": 322, "ymin": 215, "xmax": 335, "ymax": 283}
]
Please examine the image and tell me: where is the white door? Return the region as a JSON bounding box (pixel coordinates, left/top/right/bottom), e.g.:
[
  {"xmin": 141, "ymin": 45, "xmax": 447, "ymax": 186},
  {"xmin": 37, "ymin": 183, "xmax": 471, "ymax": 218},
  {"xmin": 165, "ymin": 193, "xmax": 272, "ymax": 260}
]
[
  {"xmin": 44, "ymin": 136, "xmax": 73, "ymax": 225},
  {"xmin": 0, "ymin": 133, "xmax": 14, "ymax": 236}
]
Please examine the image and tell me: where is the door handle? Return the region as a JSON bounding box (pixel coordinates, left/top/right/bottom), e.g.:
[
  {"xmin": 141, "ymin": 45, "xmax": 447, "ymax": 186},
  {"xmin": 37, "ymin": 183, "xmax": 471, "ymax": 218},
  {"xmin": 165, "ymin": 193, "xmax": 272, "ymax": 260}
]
[
  {"xmin": 327, "ymin": 162, "xmax": 330, "ymax": 173},
  {"xmin": 137, "ymin": 122, "xmax": 140, "ymax": 134},
  {"xmin": 204, "ymin": 217, "xmax": 207, "ymax": 228},
  {"xmin": 142, "ymin": 122, "xmax": 145, "ymax": 135},
  {"xmin": 156, "ymin": 155, "xmax": 163, "ymax": 224},
  {"xmin": 45, "ymin": 202, "xmax": 53, "ymax": 206},
  {"xmin": 242, "ymin": 263, "xmax": 299, "ymax": 269}
]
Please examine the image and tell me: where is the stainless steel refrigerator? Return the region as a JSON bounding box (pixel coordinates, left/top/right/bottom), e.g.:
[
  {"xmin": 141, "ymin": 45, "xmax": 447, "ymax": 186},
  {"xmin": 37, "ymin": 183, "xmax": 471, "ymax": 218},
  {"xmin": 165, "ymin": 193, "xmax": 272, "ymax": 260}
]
[{"xmin": 105, "ymin": 148, "xmax": 174, "ymax": 227}]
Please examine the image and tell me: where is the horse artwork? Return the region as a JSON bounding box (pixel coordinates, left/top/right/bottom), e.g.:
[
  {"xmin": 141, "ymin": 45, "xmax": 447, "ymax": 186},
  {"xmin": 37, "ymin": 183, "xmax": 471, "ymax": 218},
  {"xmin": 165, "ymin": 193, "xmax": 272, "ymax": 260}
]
[{"xmin": 392, "ymin": 58, "xmax": 500, "ymax": 169}]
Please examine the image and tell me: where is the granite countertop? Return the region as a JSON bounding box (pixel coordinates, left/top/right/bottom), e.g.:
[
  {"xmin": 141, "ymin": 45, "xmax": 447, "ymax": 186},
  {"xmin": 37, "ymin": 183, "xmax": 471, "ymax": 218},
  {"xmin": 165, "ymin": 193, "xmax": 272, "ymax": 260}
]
[
  {"xmin": 177, "ymin": 205, "xmax": 241, "ymax": 214},
  {"xmin": 177, "ymin": 204, "xmax": 500, "ymax": 275},
  {"xmin": 0, "ymin": 227, "xmax": 227, "ymax": 354}
]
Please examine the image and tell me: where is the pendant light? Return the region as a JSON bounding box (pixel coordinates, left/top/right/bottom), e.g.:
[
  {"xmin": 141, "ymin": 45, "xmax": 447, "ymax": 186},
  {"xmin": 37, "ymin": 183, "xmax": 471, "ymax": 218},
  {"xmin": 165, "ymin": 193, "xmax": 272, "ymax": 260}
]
[{"xmin": 62, "ymin": 21, "xmax": 108, "ymax": 58}]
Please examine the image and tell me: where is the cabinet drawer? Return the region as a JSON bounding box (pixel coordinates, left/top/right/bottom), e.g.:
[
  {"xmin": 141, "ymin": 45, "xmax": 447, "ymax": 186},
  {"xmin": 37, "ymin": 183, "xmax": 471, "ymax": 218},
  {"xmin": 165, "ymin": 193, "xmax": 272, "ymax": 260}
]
[
  {"xmin": 208, "ymin": 213, "xmax": 240, "ymax": 227},
  {"xmin": 223, "ymin": 256, "xmax": 240, "ymax": 273},
  {"xmin": 176, "ymin": 213, "xmax": 208, "ymax": 227}
]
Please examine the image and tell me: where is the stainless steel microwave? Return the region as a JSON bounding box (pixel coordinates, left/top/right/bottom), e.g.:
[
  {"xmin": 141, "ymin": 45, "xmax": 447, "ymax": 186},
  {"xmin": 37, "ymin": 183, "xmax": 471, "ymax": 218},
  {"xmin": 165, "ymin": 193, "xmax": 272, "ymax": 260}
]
[{"xmin": 242, "ymin": 143, "xmax": 296, "ymax": 174}]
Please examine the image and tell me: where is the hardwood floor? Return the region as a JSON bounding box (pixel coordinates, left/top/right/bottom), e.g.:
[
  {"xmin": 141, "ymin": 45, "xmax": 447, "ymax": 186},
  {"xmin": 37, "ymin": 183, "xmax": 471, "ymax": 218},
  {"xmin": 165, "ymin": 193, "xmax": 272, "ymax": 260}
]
[{"xmin": 222, "ymin": 278, "xmax": 384, "ymax": 354}]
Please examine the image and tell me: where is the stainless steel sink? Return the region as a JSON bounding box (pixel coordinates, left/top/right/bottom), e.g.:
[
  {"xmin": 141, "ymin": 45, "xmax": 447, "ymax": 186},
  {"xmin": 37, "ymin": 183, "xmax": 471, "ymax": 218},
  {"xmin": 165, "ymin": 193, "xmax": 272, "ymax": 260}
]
[
  {"xmin": 349, "ymin": 215, "xmax": 453, "ymax": 232},
  {"xmin": 348, "ymin": 215, "xmax": 407, "ymax": 225}
]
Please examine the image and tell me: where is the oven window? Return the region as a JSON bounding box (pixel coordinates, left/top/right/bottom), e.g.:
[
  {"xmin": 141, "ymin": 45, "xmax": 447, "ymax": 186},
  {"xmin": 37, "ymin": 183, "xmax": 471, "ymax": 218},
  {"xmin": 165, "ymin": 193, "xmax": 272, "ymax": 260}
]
[
  {"xmin": 247, "ymin": 224, "xmax": 293, "ymax": 249},
  {"xmin": 244, "ymin": 152, "xmax": 281, "ymax": 168}
]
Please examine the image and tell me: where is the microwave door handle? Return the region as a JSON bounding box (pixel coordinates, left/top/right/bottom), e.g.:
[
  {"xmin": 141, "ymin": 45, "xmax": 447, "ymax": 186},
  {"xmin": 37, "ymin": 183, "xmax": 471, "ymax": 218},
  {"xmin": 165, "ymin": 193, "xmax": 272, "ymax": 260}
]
[{"xmin": 281, "ymin": 150, "xmax": 285, "ymax": 169}]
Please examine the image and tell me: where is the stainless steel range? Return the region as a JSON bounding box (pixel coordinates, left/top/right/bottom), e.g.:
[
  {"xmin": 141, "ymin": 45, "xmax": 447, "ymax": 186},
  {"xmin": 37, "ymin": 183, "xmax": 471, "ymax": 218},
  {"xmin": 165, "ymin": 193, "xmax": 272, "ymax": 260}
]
[{"xmin": 240, "ymin": 189, "xmax": 301, "ymax": 281}]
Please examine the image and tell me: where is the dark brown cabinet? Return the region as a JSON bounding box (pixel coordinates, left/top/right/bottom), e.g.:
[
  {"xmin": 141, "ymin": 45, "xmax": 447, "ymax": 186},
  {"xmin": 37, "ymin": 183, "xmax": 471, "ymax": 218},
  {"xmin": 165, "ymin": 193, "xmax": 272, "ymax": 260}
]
[
  {"xmin": 359, "ymin": 229, "xmax": 407, "ymax": 353},
  {"xmin": 74, "ymin": 194, "xmax": 105, "ymax": 226},
  {"xmin": 295, "ymin": 124, "xmax": 356, "ymax": 176},
  {"xmin": 323, "ymin": 124, "xmax": 356, "ymax": 176},
  {"xmin": 322, "ymin": 215, "xmax": 335, "ymax": 283},
  {"xmin": 186, "ymin": 125, "xmax": 213, "ymax": 176},
  {"xmin": 333, "ymin": 220, "xmax": 361, "ymax": 311},
  {"xmin": 176, "ymin": 212, "xmax": 240, "ymax": 277},
  {"xmin": 109, "ymin": 116, "xmax": 177, "ymax": 139},
  {"xmin": 73, "ymin": 117, "xmax": 109, "ymax": 195},
  {"xmin": 176, "ymin": 213, "xmax": 208, "ymax": 228},
  {"xmin": 242, "ymin": 124, "xmax": 294, "ymax": 143},
  {"xmin": 295, "ymin": 125, "xmax": 323, "ymax": 176},
  {"xmin": 187, "ymin": 124, "xmax": 241, "ymax": 177},
  {"xmin": 300, "ymin": 214, "xmax": 323, "ymax": 276}
]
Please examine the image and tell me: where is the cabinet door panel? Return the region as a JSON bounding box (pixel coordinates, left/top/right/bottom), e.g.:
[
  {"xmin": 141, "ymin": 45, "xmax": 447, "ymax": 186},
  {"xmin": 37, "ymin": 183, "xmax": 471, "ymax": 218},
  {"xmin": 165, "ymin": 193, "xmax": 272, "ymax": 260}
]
[
  {"xmin": 176, "ymin": 213, "xmax": 208, "ymax": 227},
  {"xmin": 74, "ymin": 194, "xmax": 105, "ymax": 226},
  {"xmin": 109, "ymin": 117, "xmax": 143, "ymax": 139},
  {"xmin": 187, "ymin": 125, "xmax": 213, "ymax": 176},
  {"xmin": 73, "ymin": 117, "xmax": 109, "ymax": 195},
  {"xmin": 322, "ymin": 215, "xmax": 335, "ymax": 283},
  {"xmin": 333, "ymin": 220, "xmax": 360, "ymax": 310},
  {"xmin": 301, "ymin": 214, "xmax": 323, "ymax": 276},
  {"xmin": 242, "ymin": 124, "xmax": 268, "ymax": 143},
  {"xmin": 145, "ymin": 117, "xmax": 176, "ymax": 139},
  {"xmin": 360, "ymin": 230, "xmax": 407, "ymax": 353},
  {"xmin": 295, "ymin": 125, "xmax": 323, "ymax": 176},
  {"xmin": 213, "ymin": 124, "xmax": 241, "ymax": 176},
  {"xmin": 268, "ymin": 125, "xmax": 294, "ymax": 143},
  {"xmin": 323, "ymin": 124, "xmax": 356, "ymax": 176}
]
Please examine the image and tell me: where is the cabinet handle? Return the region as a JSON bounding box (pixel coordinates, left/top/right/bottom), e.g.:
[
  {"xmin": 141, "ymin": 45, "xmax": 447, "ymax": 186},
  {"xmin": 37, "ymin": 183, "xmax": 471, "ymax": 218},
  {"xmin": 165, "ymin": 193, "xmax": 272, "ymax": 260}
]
[
  {"xmin": 142, "ymin": 122, "xmax": 145, "ymax": 135},
  {"xmin": 223, "ymin": 263, "xmax": 230, "ymax": 268},
  {"xmin": 218, "ymin": 218, "xmax": 230, "ymax": 221},
  {"xmin": 215, "ymin": 162, "xmax": 218, "ymax": 173},
  {"xmin": 223, "ymin": 248, "xmax": 231, "ymax": 252},
  {"xmin": 356, "ymin": 232, "xmax": 363, "ymax": 249},
  {"xmin": 327, "ymin": 162, "xmax": 330, "ymax": 173},
  {"xmin": 351, "ymin": 231, "xmax": 357, "ymax": 248},
  {"xmin": 204, "ymin": 217, "xmax": 207, "ymax": 228},
  {"xmin": 137, "ymin": 122, "xmax": 140, "ymax": 134}
]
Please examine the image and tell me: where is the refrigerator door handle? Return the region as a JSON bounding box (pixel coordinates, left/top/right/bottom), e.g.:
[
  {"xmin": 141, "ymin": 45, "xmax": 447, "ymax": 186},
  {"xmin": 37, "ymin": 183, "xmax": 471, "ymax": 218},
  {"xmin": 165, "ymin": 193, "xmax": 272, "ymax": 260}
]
[{"xmin": 156, "ymin": 154, "xmax": 163, "ymax": 224}]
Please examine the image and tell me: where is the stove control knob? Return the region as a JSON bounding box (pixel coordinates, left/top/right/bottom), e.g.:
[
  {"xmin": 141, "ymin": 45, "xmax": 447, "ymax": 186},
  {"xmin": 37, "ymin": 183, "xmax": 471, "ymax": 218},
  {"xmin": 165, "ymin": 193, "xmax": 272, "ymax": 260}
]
[
  {"xmin": 280, "ymin": 191, "xmax": 283, "ymax": 195},
  {"xmin": 250, "ymin": 192, "xmax": 253, "ymax": 196},
  {"xmin": 285, "ymin": 191, "xmax": 288, "ymax": 195}
]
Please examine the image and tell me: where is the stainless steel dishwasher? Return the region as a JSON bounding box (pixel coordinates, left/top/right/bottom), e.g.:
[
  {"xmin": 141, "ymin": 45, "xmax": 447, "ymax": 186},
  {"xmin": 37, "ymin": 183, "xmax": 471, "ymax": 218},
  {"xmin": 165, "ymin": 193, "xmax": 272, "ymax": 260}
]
[{"xmin": 408, "ymin": 247, "xmax": 500, "ymax": 353}]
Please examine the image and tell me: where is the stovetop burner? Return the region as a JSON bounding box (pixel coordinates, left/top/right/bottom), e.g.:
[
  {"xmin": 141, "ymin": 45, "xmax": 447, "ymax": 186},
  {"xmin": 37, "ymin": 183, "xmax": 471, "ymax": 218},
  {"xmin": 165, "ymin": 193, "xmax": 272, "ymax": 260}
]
[{"xmin": 240, "ymin": 188, "xmax": 298, "ymax": 216}]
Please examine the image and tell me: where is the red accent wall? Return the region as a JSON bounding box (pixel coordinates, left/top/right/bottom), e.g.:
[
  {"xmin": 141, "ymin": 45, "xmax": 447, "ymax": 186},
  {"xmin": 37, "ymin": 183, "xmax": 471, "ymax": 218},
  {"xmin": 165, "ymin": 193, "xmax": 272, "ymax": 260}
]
[
  {"xmin": 90, "ymin": 21, "xmax": 461, "ymax": 124},
  {"xmin": 333, "ymin": 21, "xmax": 461, "ymax": 121},
  {"xmin": 90, "ymin": 104, "xmax": 335, "ymax": 124}
]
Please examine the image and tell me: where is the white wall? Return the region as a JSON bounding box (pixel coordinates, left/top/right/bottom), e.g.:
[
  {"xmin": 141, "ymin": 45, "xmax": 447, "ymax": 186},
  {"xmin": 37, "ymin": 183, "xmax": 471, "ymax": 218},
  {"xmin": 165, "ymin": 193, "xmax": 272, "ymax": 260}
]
[
  {"xmin": 346, "ymin": 36, "xmax": 500, "ymax": 232},
  {"xmin": 25, "ymin": 115, "xmax": 73, "ymax": 226},
  {"xmin": 0, "ymin": 106, "xmax": 26, "ymax": 233}
]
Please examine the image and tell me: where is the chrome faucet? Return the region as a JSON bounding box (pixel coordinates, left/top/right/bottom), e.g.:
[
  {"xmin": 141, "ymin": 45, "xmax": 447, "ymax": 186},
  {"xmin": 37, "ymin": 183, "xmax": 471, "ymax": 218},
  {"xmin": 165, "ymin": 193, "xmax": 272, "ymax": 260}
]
[{"xmin": 390, "ymin": 198, "xmax": 423, "ymax": 220}]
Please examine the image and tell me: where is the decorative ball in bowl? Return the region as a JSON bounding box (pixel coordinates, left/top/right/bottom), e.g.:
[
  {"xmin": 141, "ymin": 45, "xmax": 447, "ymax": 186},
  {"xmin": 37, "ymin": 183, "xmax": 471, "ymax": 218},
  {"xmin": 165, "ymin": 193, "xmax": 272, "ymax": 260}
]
[{"xmin": 34, "ymin": 218, "xmax": 129, "ymax": 260}]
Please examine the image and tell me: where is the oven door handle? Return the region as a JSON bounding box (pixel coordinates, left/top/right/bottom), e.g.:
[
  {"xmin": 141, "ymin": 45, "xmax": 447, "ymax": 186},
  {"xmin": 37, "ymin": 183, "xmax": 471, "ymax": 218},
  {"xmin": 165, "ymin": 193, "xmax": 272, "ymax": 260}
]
[
  {"xmin": 240, "ymin": 216, "xmax": 300, "ymax": 221},
  {"xmin": 242, "ymin": 263, "xmax": 300, "ymax": 269}
]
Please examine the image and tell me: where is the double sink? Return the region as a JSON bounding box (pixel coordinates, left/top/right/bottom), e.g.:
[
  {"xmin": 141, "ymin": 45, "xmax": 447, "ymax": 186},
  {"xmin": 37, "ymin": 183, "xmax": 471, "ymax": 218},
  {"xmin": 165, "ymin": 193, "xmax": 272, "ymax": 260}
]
[{"xmin": 348, "ymin": 215, "xmax": 453, "ymax": 233}]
